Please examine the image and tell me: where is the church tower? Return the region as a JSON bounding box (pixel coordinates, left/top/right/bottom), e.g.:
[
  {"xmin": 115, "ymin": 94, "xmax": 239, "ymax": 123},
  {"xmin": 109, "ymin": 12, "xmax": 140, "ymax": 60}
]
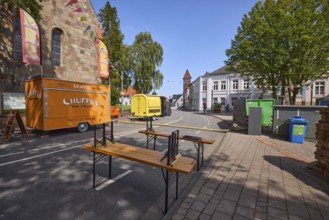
[{"xmin": 183, "ymin": 69, "xmax": 192, "ymax": 109}]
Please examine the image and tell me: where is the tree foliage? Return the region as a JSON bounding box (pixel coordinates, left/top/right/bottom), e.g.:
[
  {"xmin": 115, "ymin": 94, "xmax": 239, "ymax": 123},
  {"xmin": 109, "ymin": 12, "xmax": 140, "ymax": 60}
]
[
  {"xmin": 129, "ymin": 32, "xmax": 164, "ymax": 94},
  {"xmin": 225, "ymin": 0, "xmax": 329, "ymax": 104},
  {"xmin": 1, "ymin": 0, "xmax": 44, "ymax": 21},
  {"xmin": 98, "ymin": 1, "xmax": 125, "ymax": 105}
]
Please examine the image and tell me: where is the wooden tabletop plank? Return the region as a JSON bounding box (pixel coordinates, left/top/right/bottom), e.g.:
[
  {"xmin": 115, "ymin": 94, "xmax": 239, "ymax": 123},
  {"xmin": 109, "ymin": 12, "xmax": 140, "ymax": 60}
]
[
  {"xmin": 83, "ymin": 143, "xmax": 196, "ymax": 174},
  {"xmin": 138, "ymin": 130, "xmax": 215, "ymax": 144}
]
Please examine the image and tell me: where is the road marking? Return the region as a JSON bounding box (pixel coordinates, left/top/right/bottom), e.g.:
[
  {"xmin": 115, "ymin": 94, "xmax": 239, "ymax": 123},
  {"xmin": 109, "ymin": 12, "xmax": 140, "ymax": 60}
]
[
  {"xmin": 0, "ymin": 145, "xmax": 81, "ymax": 167},
  {"xmin": 29, "ymin": 140, "xmax": 90, "ymax": 152},
  {"xmin": 0, "ymin": 151, "xmax": 25, "ymax": 158},
  {"xmin": 96, "ymin": 170, "xmax": 132, "ymax": 190},
  {"xmin": 0, "ymin": 127, "xmax": 148, "ymax": 167}
]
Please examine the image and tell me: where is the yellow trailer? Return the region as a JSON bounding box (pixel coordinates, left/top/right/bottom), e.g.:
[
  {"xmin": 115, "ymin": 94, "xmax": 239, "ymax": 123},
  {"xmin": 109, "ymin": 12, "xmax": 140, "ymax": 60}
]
[
  {"xmin": 25, "ymin": 78, "xmax": 110, "ymax": 132},
  {"xmin": 131, "ymin": 94, "xmax": 161, "ymax": 117}
]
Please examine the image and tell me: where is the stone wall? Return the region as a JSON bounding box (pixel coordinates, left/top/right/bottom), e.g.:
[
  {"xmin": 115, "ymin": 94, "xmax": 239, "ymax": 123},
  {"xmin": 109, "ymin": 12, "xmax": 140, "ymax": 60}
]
[
  {"xmin": 0, "ymin": 1, "xmax": 102, "ymax": 93},
  {"xmin": 315, "ymin": 106, "xmax": 329, "ymax": 175}
]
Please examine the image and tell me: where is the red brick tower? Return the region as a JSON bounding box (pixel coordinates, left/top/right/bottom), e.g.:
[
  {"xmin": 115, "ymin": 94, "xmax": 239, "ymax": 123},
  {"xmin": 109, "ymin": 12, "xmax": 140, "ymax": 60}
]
[{"xmin": 183, "ymin": 70, "xmax": 191, "ymax": 109}]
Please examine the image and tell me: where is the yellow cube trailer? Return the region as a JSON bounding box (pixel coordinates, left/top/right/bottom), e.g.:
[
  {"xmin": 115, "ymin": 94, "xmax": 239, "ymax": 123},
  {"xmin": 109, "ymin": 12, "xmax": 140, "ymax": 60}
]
[{"xmin": 131, "ymin": 94, "xmax": 161, "ymax": 117}]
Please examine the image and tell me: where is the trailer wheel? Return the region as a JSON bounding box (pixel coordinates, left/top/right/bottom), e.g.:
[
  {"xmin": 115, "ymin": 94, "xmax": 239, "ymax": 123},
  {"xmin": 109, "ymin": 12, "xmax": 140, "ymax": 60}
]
[{"xmin": 77, "ymin": 122, "xmax": 89, "ymax": 133}]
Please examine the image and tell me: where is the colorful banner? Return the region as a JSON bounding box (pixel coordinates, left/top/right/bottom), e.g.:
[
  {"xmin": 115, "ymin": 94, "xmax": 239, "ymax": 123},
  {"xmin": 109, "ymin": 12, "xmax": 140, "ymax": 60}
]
[
  {"xmin": 20, "ymin": 8, "xmax": 40, "ymax": 65},
  {"xmin": 97, "ymin": 40, "xmax": 109, "ymax": 78}
]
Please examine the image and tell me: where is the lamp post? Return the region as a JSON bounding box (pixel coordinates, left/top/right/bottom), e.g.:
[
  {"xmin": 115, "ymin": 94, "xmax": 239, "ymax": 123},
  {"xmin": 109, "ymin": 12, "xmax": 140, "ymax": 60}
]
[
  {"xmin": 310, "ymin": 80, "xmax": 314, "ymax": 106},
  {"xmin": 120, "ymin": 70, "xmax": 124, "ymax": 117}
]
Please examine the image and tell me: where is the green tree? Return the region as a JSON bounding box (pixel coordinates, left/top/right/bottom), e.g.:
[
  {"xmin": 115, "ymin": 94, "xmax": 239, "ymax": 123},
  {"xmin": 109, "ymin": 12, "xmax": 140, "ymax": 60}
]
[
  {"xmin": 98, "ymin": 1, "xmax": 125, "ymax": 105},
  {"xmin": 152, "ymin": 69, "xmax": 164, "ymax": 93},
  {"xmin": 1, "ymin": 0, "xmax": 44, "ymax": 21},
  {"xmin": 225, "ymin": 0, "xmax": 329, "ymax": 104},
  {"xmin": 129, "ymin": 32, "xmax": 164, "ymax": 94}
]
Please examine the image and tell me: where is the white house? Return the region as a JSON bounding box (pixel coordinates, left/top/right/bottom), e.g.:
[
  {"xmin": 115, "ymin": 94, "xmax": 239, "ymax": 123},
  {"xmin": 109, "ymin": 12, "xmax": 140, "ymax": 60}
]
[
  {"xmin": 186, "ymin": 66, "xmax": 329, "ymax": 111},
  {"xmin": 188, "ymin": 66, "xmax": 263, "ymax": 111},
  {"xmin": 170, "ymin": 94, "xmax": 183, "ymax": 109}
]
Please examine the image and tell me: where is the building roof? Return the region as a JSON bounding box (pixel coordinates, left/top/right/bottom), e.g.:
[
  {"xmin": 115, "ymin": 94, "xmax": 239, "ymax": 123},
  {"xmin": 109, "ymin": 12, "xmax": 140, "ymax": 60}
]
[
  {"xmin": 172, "ymin": 94, "xmax": 182, "ymax": 100},
  {"xmin": 183, "ymin": 69, "xmax": 192, "ymax": 79},
  {"xmin": 123, "ymin": 85, "xmax": 137, "ymax": 96},
  {"xmin": 203, "ymin": 66, "xmax": 232, "ymax": 77}
]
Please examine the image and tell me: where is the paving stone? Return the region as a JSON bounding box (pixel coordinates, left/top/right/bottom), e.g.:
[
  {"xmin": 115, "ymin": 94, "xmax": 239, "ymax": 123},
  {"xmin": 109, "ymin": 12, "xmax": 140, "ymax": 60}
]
[
  {"xmin": 235, "ymin": 205, "xmax": 254, "ymax": 219},
  {"xmin": 267, "ymin": 206, "xmax": 288, "ymax": 219},
  {"xmin": 185, "ymin": 209, "xmax": 200, "ymax": 220},
  {"xmin": 177, "ymin": 207, "xmax": 189, "ymax": 215},
  {"xmin": 232, "ymin": 213, "xmax": 252, "ymax": 220},
  {"xmin": 198, "ymin": 213, "xmax": 211, "ymax": 220},
  {"xmin": 202, "ymin": 203, "xmax": 217, "ymax": 215},
  {"xmin": 287, "ymin": 202, "xmax": 310, "ymax": 218},
  {"xmin": 288, "ymin": 215, "xmax": 309, "ymax": 220},
  {"xmin": 195, "ymin": 193, "xmax": 211, "ymax": 203},
  {"xmin": 209, "ymin": 198, "xmax": 220, "ymax": 205},
  {"xmin": 181, "ymin": 202, "xmax": 192, "ymax": 209},
  {"xmin": 238, "ymin": 194, "xmax": 257, "ymax": 209},
  {"xmin": 267, "ymin": 198, "xmax": 287, "ymax": 210},
  {"xmin": 200, "ymin": 186, "xmax": 216, "ymax": 196},
  {"xmin": 223, "ymin": 189, "xmax": 240, "ymax": 202},
  {"xmin": 241, "ymin": 187, "xmax": 258, "ymax": 197},
  {"xmin": 190, "ymin": 200, "xmax": 206, "ymax": 212},
  {"xmin": 227, "ymin": 183, "xmax": 244, "ymax": 192},
  {"xmin": 216, "ymin": 198, "xmax": 237, "ymax": 215},
  {"xmin": 211, "ymin": 211, "xmax": 232, "ymax": 220},
  {"xmin": 171, "ymin": 213, "xmax": 185, "ymax": 220}
]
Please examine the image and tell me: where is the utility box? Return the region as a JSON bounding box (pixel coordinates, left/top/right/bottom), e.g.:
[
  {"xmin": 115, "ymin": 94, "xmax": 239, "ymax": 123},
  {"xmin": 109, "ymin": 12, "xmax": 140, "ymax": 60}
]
[
  {"xmin": 246, "ymin": 99, "xmax": 274, "ymax": 126},
  {"xmin": 25, "ymin": 78, "xmax": 110, "ymax": 132},
  {"xmin": 131, "ymin": 94, "xmax": 161, "ymax": 117},
  {"xmin": 248, "ymin": 107, "xmax": 262, "ymax": 135}
]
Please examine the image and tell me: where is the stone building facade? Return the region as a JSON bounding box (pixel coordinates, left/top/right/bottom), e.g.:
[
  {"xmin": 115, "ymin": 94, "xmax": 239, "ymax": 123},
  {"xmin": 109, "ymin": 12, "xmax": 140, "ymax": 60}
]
[{"xmin": 0, "ymin": 1, "xmax": 102, "ymax": 93}]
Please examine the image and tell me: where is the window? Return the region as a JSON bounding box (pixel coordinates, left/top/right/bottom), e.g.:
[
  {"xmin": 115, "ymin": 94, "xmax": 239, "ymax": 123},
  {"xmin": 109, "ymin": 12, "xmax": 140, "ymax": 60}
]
[
  {"xmin": 220, "ymin": 81, "xmax": 226, "ymax": 90},
  {"xmin": 244, "ymin": 81, "xmax": 250, "ymax": 90},
  {"xmin": 52, "ymin": 28, "xmax": 63, "ymax": 66},
  {"xmin": 220, "ymin": 98, "xmax": 225, "ymax": 106},
  {"xmin": 213, "ymin": 81, "xmax": 218, "ymax": 90},
  {"xmin": 14, "ymin": 19, "xmax": 22, "ymax": 60},
  {"xmin": 213, "ymin": 97, "xmax": 218, "ymax": 104},
  {"xmin": 232, "ymin": 80, "xmax": 238, "ymax": 90},
  {"xmin": 314, "ymin": 81, "xmax": 325, "ymax": 95},
  {"xmin": 202, "ymin": 83, "xmax": 207, "ymax": 91}
]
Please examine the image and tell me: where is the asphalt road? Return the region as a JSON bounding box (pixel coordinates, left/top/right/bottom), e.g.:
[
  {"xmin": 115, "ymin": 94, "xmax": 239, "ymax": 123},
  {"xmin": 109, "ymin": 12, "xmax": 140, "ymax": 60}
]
[{"xmin": 0, "ymin": 110, "xmax": 227, "ymax": 220}]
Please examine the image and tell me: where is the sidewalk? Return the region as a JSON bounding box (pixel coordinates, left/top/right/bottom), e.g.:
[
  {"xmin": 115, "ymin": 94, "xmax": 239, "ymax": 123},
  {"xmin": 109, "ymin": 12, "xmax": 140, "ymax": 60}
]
[{"xmin": 168, "ymin": 118, "xmax": 329, "ymax": 219}]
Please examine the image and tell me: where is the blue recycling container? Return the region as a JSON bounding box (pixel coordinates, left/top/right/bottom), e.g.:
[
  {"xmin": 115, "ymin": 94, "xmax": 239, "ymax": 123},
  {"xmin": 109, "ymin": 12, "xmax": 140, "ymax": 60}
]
[{"xmin": 288, "ymin": 116, "xmax": 308, "ymax": 144}]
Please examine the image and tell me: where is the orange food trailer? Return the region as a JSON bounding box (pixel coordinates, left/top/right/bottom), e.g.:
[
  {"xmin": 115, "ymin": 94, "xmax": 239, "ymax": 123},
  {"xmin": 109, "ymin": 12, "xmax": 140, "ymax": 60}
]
[{"xmin": 25, "ymin": 78, "xmax": 111, "ymax": 132}]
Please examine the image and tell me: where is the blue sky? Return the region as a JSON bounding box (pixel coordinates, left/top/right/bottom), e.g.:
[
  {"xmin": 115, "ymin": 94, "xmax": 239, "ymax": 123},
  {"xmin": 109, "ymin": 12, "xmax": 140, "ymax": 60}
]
[{"xmin": 91, "ymin": 0, "xmax": 258, "ymax": 98}]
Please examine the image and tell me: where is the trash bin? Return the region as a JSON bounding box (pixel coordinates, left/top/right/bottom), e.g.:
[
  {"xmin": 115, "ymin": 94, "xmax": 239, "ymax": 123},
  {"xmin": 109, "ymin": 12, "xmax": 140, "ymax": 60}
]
[{"xmin": 288, "ymin": 116, "xmax": 308, "ymax": 144}]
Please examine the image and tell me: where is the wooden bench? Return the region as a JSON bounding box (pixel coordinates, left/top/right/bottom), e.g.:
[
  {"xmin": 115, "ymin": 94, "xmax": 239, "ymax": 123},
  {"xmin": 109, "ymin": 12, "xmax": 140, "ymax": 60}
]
[
  {"xmin": 138, "ymin": 129, "xmax": 215, "ymax": 171},
  {"xmin": 83, "ymin": 128, "xmax": 196, "ymax": 214}
]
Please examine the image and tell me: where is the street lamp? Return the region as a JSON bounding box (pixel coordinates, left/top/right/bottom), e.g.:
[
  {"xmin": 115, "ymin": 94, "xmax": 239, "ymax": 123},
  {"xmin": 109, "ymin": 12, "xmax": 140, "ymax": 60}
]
[{"xmin": 120, "ymin": 70, "xmax": 124, "ymax": 117}]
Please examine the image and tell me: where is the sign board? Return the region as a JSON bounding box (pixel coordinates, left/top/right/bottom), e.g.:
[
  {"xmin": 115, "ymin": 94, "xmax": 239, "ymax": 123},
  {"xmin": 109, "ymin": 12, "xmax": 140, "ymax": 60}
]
[
  {"xmin": 2, "ymin": 110, "xmax": 29, "ymax": 142},
  {"xmin": 293, "ymin": 125, "xmax": 305, "ymax": 136},
  {"xmin": 3, "ymin": 93, "xmax": 26, "ymax": 110}
]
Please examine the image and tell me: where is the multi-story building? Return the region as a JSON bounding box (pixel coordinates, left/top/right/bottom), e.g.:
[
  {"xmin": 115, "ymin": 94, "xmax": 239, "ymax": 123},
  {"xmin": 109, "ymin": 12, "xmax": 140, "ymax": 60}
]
[{"xmin": 187, "ymin": 66, "xmax": 329, "ymax": 111}]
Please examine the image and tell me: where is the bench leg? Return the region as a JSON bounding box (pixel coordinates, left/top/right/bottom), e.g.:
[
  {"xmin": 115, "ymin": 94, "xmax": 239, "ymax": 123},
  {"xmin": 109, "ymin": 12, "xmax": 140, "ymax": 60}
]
[
  {"xmin": 201, "ymin": 143, "xmax": 204, "ymax": 167},
  {"xmin": 93, "ymin": 152, "xmax": 96, "ymax": 188},
  {"xmin": 193, "ymin": 141, "xmax": 204, "ymax": 171},
  {"xmin": 109, "ymin": 155, "xmax": 112, "ymax": 179},
  {"xmin": 176, "ymin": 172, "xmax": 178, "ymax": 200},
  {"xmin": 153, "ymin": 136, "xmax": 157, "ymax": 150},
  {"xmin": 165, "ymin": 169, "xmax": 169, "ymax": 214}
]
